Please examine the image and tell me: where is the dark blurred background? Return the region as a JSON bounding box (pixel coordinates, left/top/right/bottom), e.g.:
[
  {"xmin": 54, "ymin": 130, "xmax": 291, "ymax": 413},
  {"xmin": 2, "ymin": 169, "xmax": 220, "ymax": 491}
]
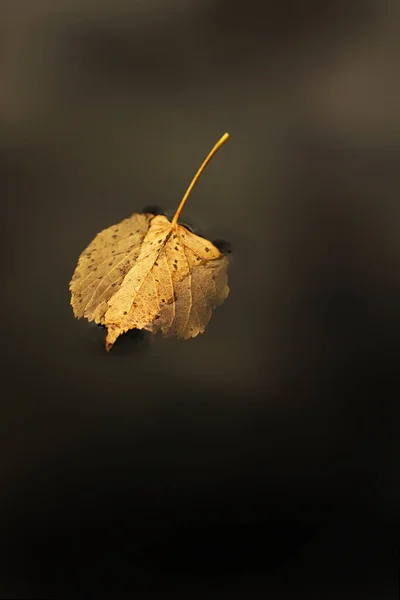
[{"xmin": 1, "ymin": 0, "xmax": 399, "ymax": 597}]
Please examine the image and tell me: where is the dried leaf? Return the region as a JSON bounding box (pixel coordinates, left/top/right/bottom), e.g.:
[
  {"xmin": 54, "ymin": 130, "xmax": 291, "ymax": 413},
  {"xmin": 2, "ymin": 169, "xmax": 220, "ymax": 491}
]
[{"xmin": 70, "ymin": 133, "xmax": 230, "ymax": 350}]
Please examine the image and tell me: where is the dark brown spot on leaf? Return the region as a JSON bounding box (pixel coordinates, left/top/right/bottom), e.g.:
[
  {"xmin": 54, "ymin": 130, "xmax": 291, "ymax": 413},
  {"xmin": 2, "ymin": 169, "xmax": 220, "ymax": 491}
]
[
  {"xmin": 205, "ymin": 247, "xmax": 209, "ymax": 252},
  {"xmin": 123, "ymin": 311, "xmax": 127, "ymax": 315}
]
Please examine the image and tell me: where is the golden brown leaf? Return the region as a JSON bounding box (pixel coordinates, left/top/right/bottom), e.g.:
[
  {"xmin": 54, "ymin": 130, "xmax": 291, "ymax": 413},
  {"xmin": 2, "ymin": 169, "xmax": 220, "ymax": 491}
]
[{"xmin": 70, "ymin": 133, "xmax": 230, "ymax": 350}]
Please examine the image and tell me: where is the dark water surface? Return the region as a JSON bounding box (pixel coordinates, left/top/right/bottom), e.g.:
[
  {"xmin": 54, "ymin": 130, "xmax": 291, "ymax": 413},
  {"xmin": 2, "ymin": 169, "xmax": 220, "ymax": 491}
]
[{"xmin": 1, "ymin": 1, "xmax": 399, "ymax": 597}]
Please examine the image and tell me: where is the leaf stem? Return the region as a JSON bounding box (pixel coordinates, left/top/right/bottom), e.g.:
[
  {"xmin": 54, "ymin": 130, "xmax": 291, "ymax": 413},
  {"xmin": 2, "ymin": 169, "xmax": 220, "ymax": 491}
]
[{"xmin": 171, "ymin": 132, "xmax": 230, "ymax": 227}]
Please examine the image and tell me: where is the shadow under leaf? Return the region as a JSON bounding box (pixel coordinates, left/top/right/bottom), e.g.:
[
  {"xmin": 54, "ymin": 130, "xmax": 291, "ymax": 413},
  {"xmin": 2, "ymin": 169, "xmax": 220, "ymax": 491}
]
[{"xmin": 84, "ymin": 323, "xmax": 151, "ymax": 356}]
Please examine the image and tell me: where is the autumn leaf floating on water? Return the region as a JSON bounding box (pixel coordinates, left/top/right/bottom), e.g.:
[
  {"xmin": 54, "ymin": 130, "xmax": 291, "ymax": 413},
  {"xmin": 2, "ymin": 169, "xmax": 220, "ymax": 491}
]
[{"xmin": 70, "ymin": 133, "xmax": 230, "ymax": 350}]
